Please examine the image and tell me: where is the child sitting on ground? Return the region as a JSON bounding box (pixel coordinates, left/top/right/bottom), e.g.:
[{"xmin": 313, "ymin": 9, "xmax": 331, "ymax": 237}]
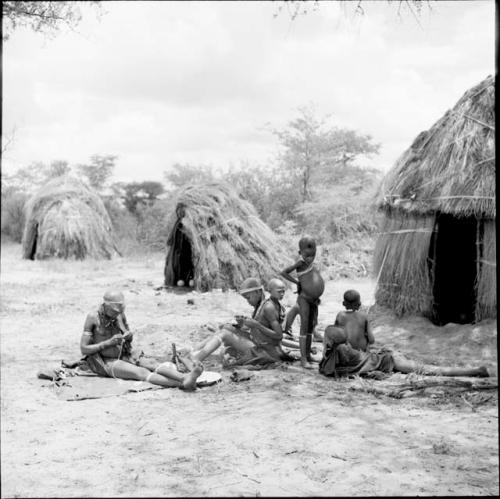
[
  {"xmin": 320, "ymin": 290, "xmax": 489, "ymax": 378},
  {"xmin": 281, "ymin": 235, "xmax": 325, "ymax": 369},
  {"xmin": 332, "ymin": 289, "xmax": 374, "ymax": 352}
]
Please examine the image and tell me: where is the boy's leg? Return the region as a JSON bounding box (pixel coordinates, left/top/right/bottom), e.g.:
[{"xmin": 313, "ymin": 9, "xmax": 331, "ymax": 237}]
[
  {"xmin": 297, "ymin": 295, "xmax": 314, "ymax": 369},
  {"xmin": 392, "ymin": 354, "xmax": 489, "ymax": 377},
  {"xmin": 284, "ymin": 303, "xmax": 300, "ymax": 338},
  {"xmin": 306, "ymin": 302, "xmax": 319, "ymax": 362}
]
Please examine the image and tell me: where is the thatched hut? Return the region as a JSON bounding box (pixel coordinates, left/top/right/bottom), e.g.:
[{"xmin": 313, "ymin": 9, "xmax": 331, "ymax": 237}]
[
  {"xmin": 22, "ymin": 176, "xmax": 120, "ymax": 260},
  {"xmin": 164, "ymin": 183, "xmax": 290, "ymax": 291},
  {"xmin": 373, "ymin": 75, "xmax": 495, "ymax": 325}
]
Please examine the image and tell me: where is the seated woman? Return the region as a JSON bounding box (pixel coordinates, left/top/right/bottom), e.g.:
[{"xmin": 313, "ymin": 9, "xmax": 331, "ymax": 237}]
[
  {"xmin": 186, "ymin": 277, "xmax": 296, "ymax": 367},
  {"xmin": 320, "ymin": 326, "xmax": 489, "ymax": 378},
  {"xmin": 80, "ymin": 289, "xmax": 203, "ymax": 391}
]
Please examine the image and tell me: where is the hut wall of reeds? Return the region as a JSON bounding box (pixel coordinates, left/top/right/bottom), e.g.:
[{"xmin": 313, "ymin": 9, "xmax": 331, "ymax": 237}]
[
  {"xmin": 22, "ymin": 176, "xmax": 120, "ymax": 260},
  {"xmin": 373, "ymin": 75, "xmax": 496, "ymax": 325},
  {"xmin": 164, "ymin": 183, "xmax": 290, "ymax": 291}
]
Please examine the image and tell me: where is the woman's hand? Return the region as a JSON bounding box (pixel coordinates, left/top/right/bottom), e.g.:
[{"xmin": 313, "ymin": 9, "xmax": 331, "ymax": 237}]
[
  {"xmin": 122, "ymin": 330, "xmax": 133, "ymax": 342},
  {"xmin": 242, "ymin": 317, "xmax": 258, "ymax": 328},
  {"xmin": 106, "ymin": 334, "xmax": 124, "ymax": 347}
]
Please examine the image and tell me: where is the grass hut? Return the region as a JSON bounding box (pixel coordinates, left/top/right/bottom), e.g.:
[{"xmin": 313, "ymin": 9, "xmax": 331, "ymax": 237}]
[
  {"xmin": 373, "ymin": 75, "xmax": 495, "ymax": 325},
  {"xmin": 22, "ymin": 176, "xmax": 120, "ymax": 260},
  {"xmin": 164, "ymin": 182, "xmax": 290, "ymax": 291}
]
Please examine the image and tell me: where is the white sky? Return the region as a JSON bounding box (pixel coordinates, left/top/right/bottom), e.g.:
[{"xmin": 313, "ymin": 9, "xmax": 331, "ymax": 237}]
[{"xmin": 1, "ymin": 0, "xmax": 496, "ymax": 183}]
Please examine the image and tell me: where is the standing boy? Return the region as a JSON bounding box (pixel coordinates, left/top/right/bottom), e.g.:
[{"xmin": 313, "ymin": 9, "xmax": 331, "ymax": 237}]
[{"xmin": 281, "ymin": 236, "xmax": 325, "ymax": 369}]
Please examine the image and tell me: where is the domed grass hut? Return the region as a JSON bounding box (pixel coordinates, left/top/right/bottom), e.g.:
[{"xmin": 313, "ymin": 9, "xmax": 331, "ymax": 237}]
[
  {"xmin": 164, "ymin": 183, "xmax": 290, "ymax": 291},
  {"xmin": 22, "ymin": 176, "xmax": 120, "ymax": 260},
  {"xmin": 373, "ymin": 75, "xmax": 495, "ymax": 325}
]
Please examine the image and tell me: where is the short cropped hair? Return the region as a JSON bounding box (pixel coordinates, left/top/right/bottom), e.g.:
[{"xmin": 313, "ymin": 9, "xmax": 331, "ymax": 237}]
[
  {"xmin": 298, "ymin": 235, "xmax": 316, "ymax": 251},
  {"xmin": 343, "ymin": 289, "xmax": 361, "ymax": 305}
]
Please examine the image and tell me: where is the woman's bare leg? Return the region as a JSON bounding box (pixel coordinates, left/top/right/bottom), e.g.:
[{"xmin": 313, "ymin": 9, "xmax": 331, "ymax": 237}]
[
  {"xmin": 110, "ymin": 360, "xmax": 180, "ymax": 387},
  {"xmin": 392, "ymin": 354, "xmax": 489, "ymax": 377}
]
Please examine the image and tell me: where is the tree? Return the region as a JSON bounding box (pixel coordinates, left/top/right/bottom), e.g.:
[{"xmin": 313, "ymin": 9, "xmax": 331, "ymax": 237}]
[
  {"xmin": 113, "ymin": 181, "xmax": 165, "ymax": 215},
  {"xmin": 2, "ymin": 159, "xmax": 71, "ymax": 193},
  {"xmin": 2, "ymin": 1, "xmax": 102, "ymax": 41},
  {"xmin": 76, "ymin": 154, "xmax": 117, "ymax": 192},
  {"xmin": 273, "ymin": 0, "xmax": 432, "ymax": 23},
  {"xmin": 163, "ymin": 163, "xmax": 216, "ymax": 189},
  {"xmin": 271, "ymin": 105, "xmax": 380, "ymax": 203}
]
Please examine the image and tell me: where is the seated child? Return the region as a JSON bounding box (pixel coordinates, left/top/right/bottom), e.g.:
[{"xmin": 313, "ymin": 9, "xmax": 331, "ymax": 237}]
[
  {"xmin": 320, "ymin": 291, "xmax": 489, "ymax": 379},
  {"xmin": 332, "ymin": 289, "xmax": 374, "ymax": 352}
]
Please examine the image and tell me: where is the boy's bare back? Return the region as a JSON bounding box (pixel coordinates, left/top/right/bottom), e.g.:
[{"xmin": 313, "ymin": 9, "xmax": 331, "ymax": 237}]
[{"xmin": 335, "ymin": 310, "xmax": 372, "ymax": 352}]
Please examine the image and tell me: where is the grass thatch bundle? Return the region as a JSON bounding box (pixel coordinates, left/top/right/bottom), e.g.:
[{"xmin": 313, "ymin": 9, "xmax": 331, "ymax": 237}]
[
  {"xmin": 376, "ymin": 75, "xmax": 495, "ymax": 217},
  {"xmin": 164, "ymin": 182, "xmax": 291, "ymax": 291},
  {"xmin": 373, "ymin": 212, "xmax": 435, "ymax": 317},
  {"xmin": 373, "ymin": 75, "xmax": 496, "ymax": 324},
  {"xmin": 475, "ymin": 220, "xmax": 496, "ymax": 321},
  {"xmin": 22, "ymin": 176, "xmax": 119, "ymax": 260}
]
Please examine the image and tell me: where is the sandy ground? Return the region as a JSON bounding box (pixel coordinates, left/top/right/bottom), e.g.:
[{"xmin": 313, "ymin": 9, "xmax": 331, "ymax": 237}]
[{"xmin": 1, "ymin": 241, "xmax": 498, "ymax": 497}]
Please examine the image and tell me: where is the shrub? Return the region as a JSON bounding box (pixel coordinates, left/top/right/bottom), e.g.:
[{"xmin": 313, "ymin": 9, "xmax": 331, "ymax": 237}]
[{"xmin": 1, "ymin": 188, "xmax": 28, "ymax": 242}]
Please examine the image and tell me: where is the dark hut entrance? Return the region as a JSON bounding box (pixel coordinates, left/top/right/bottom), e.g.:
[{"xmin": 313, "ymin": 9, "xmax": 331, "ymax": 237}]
[
  {"xmin": 430, "ymin": 213, "xmax": 478, "ymax": 325},
  {"xmin": 166, "ymin": 221, "xmax": 194, "ymax": 286}
]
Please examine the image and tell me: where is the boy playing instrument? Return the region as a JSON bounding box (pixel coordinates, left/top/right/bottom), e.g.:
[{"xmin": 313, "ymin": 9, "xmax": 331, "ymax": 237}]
[{"xmin": 281, "ymin": 236, "xmax": 325, "ymax": 369}]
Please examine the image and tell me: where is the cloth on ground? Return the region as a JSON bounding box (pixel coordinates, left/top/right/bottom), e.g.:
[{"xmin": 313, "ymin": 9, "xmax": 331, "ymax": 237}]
[
  {"xmin": 319, "ymin": 343, "xmax": 395, "ymax": 378},
  {"xmin": 38, "ymin": 358, "xmax": 222, "ymax": 400}
]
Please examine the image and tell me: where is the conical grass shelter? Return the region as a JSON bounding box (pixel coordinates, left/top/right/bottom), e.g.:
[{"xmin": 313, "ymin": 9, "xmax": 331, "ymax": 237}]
[
  {"xmin": 373, "ymin": 75, "xmax": 495, "ymax": 325},
  {"xmin": 164, "ymin": 182, "xmax": 290, "ymax": 291},
  {"xmin": 22, "ymin": 176, "xmax": 120, "ymax": 260}
]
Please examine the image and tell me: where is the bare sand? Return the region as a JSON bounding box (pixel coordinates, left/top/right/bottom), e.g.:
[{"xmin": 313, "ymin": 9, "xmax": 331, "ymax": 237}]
[{"xmin": 1, "ymin": 242, "xmax": 498, "ymax": 497}]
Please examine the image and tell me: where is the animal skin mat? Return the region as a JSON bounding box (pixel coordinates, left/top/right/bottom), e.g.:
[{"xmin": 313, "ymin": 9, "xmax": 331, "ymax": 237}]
[{"xmin": 37, "ymin": 365, "xmax": 222, "ymax": 401}]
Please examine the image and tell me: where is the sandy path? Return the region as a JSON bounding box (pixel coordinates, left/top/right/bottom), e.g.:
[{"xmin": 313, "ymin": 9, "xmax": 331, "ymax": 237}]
[{"xmin": 1, "ymin": 242, "xmax": 498, "ymax": 497}]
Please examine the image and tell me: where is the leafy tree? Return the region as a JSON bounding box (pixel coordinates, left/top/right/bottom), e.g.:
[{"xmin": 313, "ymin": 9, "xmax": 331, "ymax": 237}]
[
  {"xmin": 76, "ymin": 154, "xmax": 117, "ymax": 192},
  {"xmin": 271, "ymin": 105, "xmax": 380, "ymax": 203},
  {"xmin": 2, "ymin": 159, "xmax": 71, "ymax": 193},
  {"xmin": 2, "ymin": 1, "xmax": 102, "ymax": 41},
  {"xmin": 113, "ymin": 181, "xmax": 165, "ymax": 215},
  {"xmin": 163, "ymin": 163, "xmax": 216, "ymax": 189}
]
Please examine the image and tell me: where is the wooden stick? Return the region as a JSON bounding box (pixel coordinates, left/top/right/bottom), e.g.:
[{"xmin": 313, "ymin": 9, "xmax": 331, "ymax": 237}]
[{"xmin": 463, "ymin": 114, "xmax": 495, "ymax": 131}]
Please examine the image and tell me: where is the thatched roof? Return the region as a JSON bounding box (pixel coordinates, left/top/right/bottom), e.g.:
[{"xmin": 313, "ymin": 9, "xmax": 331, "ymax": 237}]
[
  {"xmin": 376, "ymin": 75, "xmax": 495, "ymax": 218},
  {"xmin": 164, "ymin": 182, "xmax": 291, "ymax": 291},
  {"xmin": 22, "ymin": 176, "xmax": 119, "ymax": 260}
]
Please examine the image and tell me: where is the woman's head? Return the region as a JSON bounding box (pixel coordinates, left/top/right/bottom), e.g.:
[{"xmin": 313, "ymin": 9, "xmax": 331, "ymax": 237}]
[
  {"xmin": 239, "ymin": 277, "xmax": 264, "ymax": 306},
  {"xmin": 102, "ymin": 289, "xmax": 125, "ymax": 318}
]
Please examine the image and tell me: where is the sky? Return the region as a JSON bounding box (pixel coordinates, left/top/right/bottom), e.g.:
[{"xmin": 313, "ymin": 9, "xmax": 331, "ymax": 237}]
[{"xmin": 1, "ymin": 0, "xmax": 496, "ymax": 183}]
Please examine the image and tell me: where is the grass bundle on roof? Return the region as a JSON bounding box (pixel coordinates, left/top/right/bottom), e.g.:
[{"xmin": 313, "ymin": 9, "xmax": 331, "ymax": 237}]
[
  {"xmin": 22, "ymin": 176, "xmax": 119, "ymax": 260},
  {"xmin": 376, "ymin": 75, "xmax": 495, "ymax": 217},
  {"xmin": 164, "ymin": 182, "xmax": 291, "ymax": 291}
]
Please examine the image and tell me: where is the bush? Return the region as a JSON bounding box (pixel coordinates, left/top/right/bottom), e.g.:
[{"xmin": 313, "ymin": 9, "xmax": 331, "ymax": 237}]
[
  {"xmin": 135, "ymin": 198, "xmax": 174, "ymax": 252},
  {"xmin": 1, "ymin": 188, "xmax": 28, "ymax": 242}
]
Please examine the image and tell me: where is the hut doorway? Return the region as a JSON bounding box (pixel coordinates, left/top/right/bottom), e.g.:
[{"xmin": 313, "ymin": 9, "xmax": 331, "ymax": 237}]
[
  {"xmin": 431, "ymin": 214, "xmax": 478, "ymax": 325},
  {"xmin": 169, "ymin": 222, "xmax": 194, "ymax": 286}
]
